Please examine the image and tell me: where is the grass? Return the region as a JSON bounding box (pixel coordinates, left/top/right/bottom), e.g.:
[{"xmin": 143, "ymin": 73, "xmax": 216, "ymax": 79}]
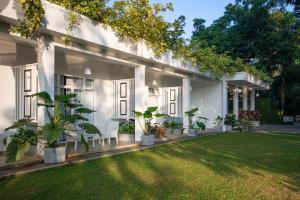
[{"xmin": 0, "ymin": 132, "xmax": 300, "ymax": 200}]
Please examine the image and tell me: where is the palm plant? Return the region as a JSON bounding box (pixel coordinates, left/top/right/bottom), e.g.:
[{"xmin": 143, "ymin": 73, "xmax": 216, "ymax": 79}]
[
  {"xmin": 134, "ymin": 107, "xmax": 167, "ymax": 135},
  {"xmin": 4, "ymin": 91, "xmax": 100, "ymax": 162},
  {"xmin": 185, "ymin": 107, "xmax": 199, "ymax": 129}
]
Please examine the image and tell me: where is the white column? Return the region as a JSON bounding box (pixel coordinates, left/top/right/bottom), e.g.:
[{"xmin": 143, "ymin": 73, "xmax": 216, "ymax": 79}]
[
  {"xmin": 222, "ymin": 79, "xmax": 228, "ymax": 132},
  {"xmin": 37, "ymin": 35, "xmax": 55, "ymax": 155},
  {"xmin": 242, "ymin": 86, "xmax": 248, "ymax": 110},
  {"xmin": 134, "ymin": 64, "xmax": 146, "ymax": 142},
  {"xmin": 182, "ymin": 77, "xmax": 191, "ymax": 134},
  {"xmin": 37, "ymin": 35, "xmax": 55, "ymax": 125},
  {"xmin": 250, "ymin": 89, "xmax": 255, "ymax": 111},
  {"xmin": 233, "ymin": 85, "xmax": 239, "ymax": 119}
]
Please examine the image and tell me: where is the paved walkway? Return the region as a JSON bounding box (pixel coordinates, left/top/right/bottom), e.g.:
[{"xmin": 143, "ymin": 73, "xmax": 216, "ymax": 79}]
[{"xmin": 256, "ymin": 124, "xmax": 300, "ymax": 134}]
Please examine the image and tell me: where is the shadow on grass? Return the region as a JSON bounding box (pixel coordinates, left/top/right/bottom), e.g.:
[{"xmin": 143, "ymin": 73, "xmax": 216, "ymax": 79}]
[{"xmin": 0, "ymin": 132, "xmax": 300, "ymax": 199}]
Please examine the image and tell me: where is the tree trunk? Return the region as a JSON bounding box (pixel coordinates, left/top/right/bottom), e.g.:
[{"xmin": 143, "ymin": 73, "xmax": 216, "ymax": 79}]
[{"xmin": 280, "ymin": 72, "xmax": 286, "ymax": 114}]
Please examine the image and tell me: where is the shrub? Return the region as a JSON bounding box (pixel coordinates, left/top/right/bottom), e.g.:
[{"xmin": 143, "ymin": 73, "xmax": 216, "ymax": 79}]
[
  {"xmin": 239, "ymin": 110, "xmax": 261, "ymax": 121},
  {"xmin": 119, "ymin": 120, "xmax": 135, "ymax": 134}
]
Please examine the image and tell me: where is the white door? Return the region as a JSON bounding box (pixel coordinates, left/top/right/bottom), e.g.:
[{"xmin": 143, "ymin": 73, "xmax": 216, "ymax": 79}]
[
  {"xmin": 16, "ymin": 64, "xmax": 38, "ymax": 121},
  {"xmin": 113, "ymin": 79, "xmax": 134, "ymax": 119}
]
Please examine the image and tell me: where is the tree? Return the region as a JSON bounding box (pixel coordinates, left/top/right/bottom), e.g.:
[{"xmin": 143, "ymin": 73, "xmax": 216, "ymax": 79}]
[{"xmin": 191, "ymin": 0, "xmax": 300, "ymax": 115}]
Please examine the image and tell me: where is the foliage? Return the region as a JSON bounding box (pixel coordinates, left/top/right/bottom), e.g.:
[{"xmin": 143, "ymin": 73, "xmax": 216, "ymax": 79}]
[
  {"xmin": 110, "ymin": 0, "xmax": 173, "ymax": 55},
  {"xmin": 10, "ymin": 0, "xmax": 45, "ymax": 38},
  {"xmin": 224, "ymin": 114, "xmax": 237, "ymax": 128},
  {"xmin": 184, "ymin": 108, "xmax": 199, "ymax": 129},
  {"xmin": 49, "ymin": 0, "xmax": 109, "ymax": 22},
  {"xmin": 4, "ymin": 91, "xmax": 100, "ymax": 162},
  {"xmin": 163, "ymin": 120, "xmax": 183, "ymax": 133},
  {"xmin": 214, "ymin": 116, "xmax": 224, "ymax": 127},
  {"xmin": 14, "ymin": 0, "xmax": 270, "ymax": 80},
  {"xmin": 237, "ymin": 118, "xmax": 254, "ymax": 132},
  {"xmin": 196, "ymin": 117, "xmax": 208, "ymax": 131},
  {"xmin": 191, "ymin": 0, "xmax": 300, "ymax": 112},
  {"xmin": 134, "ymin": 107, "xmax": 167, "ymax": 135},
  {"xmin": 118, "ymin": 120, "xmax": 135, "ymax": 134},
  {"xmin": 196, "ymin": 121, "xmax": 206, "ymax": 131},
  {"xmin": 239, "ymin": 110, "xmax": 261, "ymax": 121},
  {"xmin": 61, "ymin": 11, "xmax": 82, "ymax": 45}
]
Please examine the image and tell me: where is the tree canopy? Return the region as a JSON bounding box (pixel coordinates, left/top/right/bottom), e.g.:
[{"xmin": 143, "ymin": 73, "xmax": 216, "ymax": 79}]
[{"xmin": 191, "ymin": 0, "xmax": 300, "ymax": 115}]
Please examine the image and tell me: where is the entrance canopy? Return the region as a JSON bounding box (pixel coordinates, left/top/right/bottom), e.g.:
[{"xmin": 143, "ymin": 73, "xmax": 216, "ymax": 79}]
[{"xmin": 225, "ymin": 72, "xmax": 269, "ymax": 90}]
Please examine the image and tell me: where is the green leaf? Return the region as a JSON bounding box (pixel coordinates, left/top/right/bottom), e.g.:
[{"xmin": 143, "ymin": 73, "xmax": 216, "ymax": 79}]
[
  {"xmin": 33, "ymin": 91, "xmax": 53, "ymax": 105},
  {"xmin": 62, "ymin": 114, "xmax": 88, "ymax": 124},
  {"xmin": 80, "ymin": 134, "xmax": 89, "ymax": 152},
  {"xmin": 3, "ymin": 137, "xmax": 7, "ymax": 146},
  {"xmin": 55, "ymin": 93, "xmax": 77, "ymax": 102},
  {"xmin": 42, "ymin": 123, "xmax": 63, "ymax": 145},
  {"xmin": 5, "ymin": 118, "xmax": 35, "ymax": 132},
  {"xmin": 66, "ymin": 103, "xmax": 83, "ymax": 109},
  {"xmin": 133, "ymin": 111, "xmax": 143, "ymax": 117},
  {"xmin": 147, "ymin": 107, "xmax": 158, "ymax": 113},
  {"xmin": 155, "ymin": 113, "xmax": 169, "ymax": 118},
  {"xmin": 75, "ymin": 108, "xmax": 95, "ymax": 114},
  {"xmin": 79, "ymin": 123, "xmax": 101, "ymax": 135},
  {"xmin": 6, "ymin": 140, "xmax": 30, "ymax": 163}
]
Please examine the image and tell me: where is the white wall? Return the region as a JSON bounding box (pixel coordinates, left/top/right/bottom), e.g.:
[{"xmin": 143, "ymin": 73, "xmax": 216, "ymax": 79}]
[
  {"xmin": 55, "ymin": 52, "xmax": 134, "ymax": 128},
  {"xmin": 191, "ymin": 80, "xmax": 223, "ymax": 128},
  {"xmin": 0, "ymin": 65, "xmax": 16, "ymax": 133}
]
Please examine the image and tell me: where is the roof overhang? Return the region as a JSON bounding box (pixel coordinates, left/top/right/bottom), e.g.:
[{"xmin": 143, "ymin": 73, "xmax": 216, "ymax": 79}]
[{"xmin": 225, "ymin": 72, "xmax": 269, "ymax": 90}]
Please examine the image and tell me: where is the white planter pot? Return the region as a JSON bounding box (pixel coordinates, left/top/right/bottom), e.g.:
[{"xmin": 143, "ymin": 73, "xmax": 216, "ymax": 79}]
[
  {"xmin": 165, "ymin": 128, "xmax": 173, "ymax": 135},
  {"xmin": 26, "ymin": 145, "xmax": 37, "ymax": 156},
  {"xmin": 225, "ymin": 125, "xmax": 232, "ymax": 132},
  {"xmin": 44, "ymin": 146, "xmax": 66, "ymax": 164},
  {"xmin": 141, "ymin": 135, "xmax": 155, "ymax": 146},
  {"xmin": 188, "ymin": 129, "xmax": 198, "ymax": 137},
  {"xmin": 118, "ymin": 134, "xmax": 135, "ymax": 142},
  {"xmin": 252, "ymin": 121, "xmax": 260, "ymax": 127},
  {"xmin": 173, "ymin": 129, "xmax": 183, "ymax": 136},
  {"xmin": 214, "ymin": 126, "xmax": 223, "ymax": 132}
]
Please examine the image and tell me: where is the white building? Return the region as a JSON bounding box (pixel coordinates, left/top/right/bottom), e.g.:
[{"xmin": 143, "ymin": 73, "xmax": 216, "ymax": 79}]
[{"xmin": 0, "ymin": 0, "xmax": 268, "ymax": 149}]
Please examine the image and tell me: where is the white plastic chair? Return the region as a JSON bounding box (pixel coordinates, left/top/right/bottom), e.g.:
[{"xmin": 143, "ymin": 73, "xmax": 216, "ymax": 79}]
[
  {"xmin": 65, "ymin": 130, "xmax": 81, "ymax": 151},
  {"xmin": 102, "ymin": 121, "xmax": 119, "ymax": 145}
]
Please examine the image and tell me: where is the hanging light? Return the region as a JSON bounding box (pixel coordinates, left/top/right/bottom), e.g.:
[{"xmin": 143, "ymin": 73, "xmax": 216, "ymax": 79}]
[
  {"xmin": 256, "ymin": 93, "xmax": 260, "ymax": 97},
  {"xmin": 84, "ymin": 67, "xmax": 92, "ymax": 75},
  {"xmin": 152, "ymin": 80, "xmax": 158, "ymax": 86}
]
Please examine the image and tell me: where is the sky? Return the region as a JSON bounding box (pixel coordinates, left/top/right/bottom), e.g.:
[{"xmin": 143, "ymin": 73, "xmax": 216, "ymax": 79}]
[{"xmin": 150, "ymin": 0, "xmax": 235, "ymax": 38}]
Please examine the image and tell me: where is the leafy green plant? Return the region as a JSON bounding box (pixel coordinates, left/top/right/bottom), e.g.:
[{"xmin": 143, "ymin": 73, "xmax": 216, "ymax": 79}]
[
  {"xmin": 163, "ymin": 120, "xmax": 183, "ymax": 133},
  {"xmin": 134, "ymin": 107, "xmax": 167, "ymax": 135},
  {"xmin": 61, "ymin": 11, "xmax": 82, "ymax": 45},
  {"xmin": 196, "ymin": 117, "xmax": 208, "ymax": 131},
  {"xmin": 185, "ymin": 108, "xmax": 199, "ymax": 129},
  {"xmin": 4, "ymin": 91, "xmax": 100, "ymax": 162},
  {"xmin": 237, "ymin": 118, "xmax": 254, "ymax": 132},
  {"xmin": 118, "ymin": 121, "xmax": 135, "ymax": 134},
  {"xmin": 224, "ymin": 114, "xmax": 237, "ymax": 128},
  {"xmin": 214, "ymin": 116, "xmax": 224, "ymax": 127},
  {"xmin": 10, "ymin": 0, "xmax": 45, "ymax": 38}
]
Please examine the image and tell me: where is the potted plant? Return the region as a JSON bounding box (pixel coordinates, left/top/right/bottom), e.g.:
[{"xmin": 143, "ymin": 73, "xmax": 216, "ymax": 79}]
[
  {"xmin": 214, "ymin": 116, "xmax": 223, "ymax": 132},
  {"xmin": 4, "ymin": 91, "xmax": 100, "ymax": 163},
  {"xmin": 163, "ymin": 120, "xmax": 183, "ymax": 136},
  {"xmin": 237, "ymin": 118, "xmax": 254, "ymax": 132},
  {"xmin": 185, "ymin": 108, "xmax": 199, "ymax": 137},
  {"xmin": 224, "ymin": 114, "xmax": 237, "ymax": 131},
  {"xmin": 134, "ymin": 107, "xmax": 166, "ymax": 146},
  {"xmin": 118, "ymin": 120, "xmax": 135, "ymax": 142},
  {"xmin": 239, "ymin": 110, "xmax": 261, "ymax": 127},
  {"xmin": 196, "ymin": 117, "xmax": 208, "ymax": 134}
]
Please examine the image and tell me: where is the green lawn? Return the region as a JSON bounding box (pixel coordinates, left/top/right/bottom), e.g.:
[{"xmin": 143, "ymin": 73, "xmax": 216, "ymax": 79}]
[{"xmin": 0, "ymin": 132, "xmax": 300, "ymax": 200}]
